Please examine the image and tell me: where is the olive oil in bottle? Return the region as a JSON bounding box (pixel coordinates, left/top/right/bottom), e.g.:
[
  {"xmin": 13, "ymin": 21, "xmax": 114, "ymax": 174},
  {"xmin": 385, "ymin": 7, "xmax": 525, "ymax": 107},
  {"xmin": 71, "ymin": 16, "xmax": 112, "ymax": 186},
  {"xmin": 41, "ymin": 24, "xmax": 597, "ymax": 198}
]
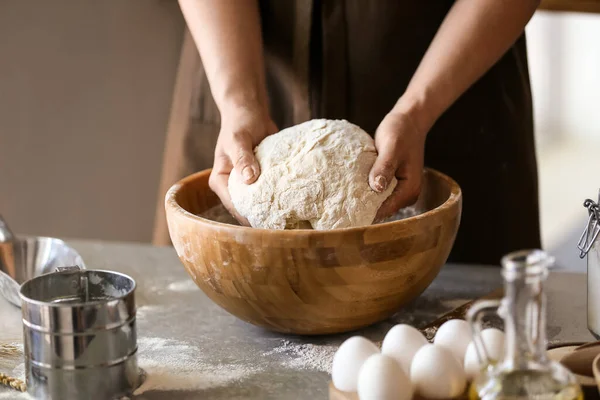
[{"xmin": 467, "ymin": 250, "xmax": 583, "ymax": 400}]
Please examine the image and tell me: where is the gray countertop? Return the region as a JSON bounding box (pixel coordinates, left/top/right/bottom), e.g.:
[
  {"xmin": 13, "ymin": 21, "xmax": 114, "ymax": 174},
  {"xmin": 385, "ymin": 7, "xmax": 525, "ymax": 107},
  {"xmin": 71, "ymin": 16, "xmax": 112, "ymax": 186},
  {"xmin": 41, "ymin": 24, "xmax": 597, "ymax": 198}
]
[{"xmin": 0, "ymin": 240, "xmax": 593, "ymax": 399}]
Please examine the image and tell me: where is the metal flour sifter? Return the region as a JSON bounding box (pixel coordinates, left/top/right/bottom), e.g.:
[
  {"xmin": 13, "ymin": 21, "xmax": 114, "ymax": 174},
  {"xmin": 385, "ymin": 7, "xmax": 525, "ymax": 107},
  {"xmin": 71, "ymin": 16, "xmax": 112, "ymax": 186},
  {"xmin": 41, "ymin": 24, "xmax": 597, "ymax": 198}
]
[{"xmin": 0, "ymin": 216, "xmax": 142, "ymax": 399}]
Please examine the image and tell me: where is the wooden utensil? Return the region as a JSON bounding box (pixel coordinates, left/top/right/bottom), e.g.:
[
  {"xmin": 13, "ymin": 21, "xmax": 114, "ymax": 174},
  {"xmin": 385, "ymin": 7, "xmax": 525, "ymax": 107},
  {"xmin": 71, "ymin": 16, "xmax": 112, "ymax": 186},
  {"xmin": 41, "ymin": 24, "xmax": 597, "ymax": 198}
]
[
  {"xmin": 547, "ymin": 341, "xmax": 600, "ymax": 399},
  {"xmin": 420, "ymin": 288, "xmax": 504, "ymax": 341},
  {"xmin": 165, "ymin": 168, "xmax": 462, "ymax": 335}
]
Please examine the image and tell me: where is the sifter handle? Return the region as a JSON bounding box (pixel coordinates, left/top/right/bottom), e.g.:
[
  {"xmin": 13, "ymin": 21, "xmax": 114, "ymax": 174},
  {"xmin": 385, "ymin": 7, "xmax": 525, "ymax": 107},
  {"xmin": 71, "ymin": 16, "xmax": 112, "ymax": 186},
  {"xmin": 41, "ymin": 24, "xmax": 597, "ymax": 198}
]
[{"xmin": 55, "ymin": 266, "xmax": 82, "ymax": 273}]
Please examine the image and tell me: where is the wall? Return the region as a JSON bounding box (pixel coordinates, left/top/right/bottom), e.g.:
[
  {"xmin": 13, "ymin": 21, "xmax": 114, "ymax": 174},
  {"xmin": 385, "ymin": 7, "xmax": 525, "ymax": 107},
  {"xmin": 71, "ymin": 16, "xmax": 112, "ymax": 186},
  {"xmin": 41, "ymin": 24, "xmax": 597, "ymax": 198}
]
[
  {"xmin": 527, "ymin": 10, "xmax": 600, "ymax": 146},
  {"xmin": 0, "ymin": 0, "xmax": 184, "ymax": 242},
  {"xmin": 526, "ymin": 9, "xmax": 600, "ymax": 256},
  {"xmin": 1, "ymin": 5, "xmax": 597, "ymax": 245}
]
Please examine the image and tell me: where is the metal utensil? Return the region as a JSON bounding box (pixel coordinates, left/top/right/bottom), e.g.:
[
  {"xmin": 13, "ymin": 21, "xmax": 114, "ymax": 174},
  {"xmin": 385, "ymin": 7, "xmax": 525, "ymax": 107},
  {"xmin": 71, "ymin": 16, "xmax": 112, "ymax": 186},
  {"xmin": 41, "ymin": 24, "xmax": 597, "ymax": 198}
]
[
  {"xmin": 0, "ymin": 215, "xmax": 15, "ymax": 242},
  {"xmin": 0, "ymin": 214, "xmax": 17, "ymax": 305},
  {"xmin": 0, "ymin": 215, "xmax": 86, "ymax": 307},
  {"xmin": 20, "ymin": 266, "xmax": 140, "ymax": 399}
]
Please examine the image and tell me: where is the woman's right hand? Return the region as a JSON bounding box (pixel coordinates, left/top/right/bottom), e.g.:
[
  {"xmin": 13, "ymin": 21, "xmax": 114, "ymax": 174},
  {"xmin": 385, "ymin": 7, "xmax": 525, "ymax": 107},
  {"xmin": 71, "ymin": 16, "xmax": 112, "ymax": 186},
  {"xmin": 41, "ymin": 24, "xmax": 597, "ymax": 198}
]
[{"xmin": 209, "ymin": 105, "xmax": 278, "ymax": 225}]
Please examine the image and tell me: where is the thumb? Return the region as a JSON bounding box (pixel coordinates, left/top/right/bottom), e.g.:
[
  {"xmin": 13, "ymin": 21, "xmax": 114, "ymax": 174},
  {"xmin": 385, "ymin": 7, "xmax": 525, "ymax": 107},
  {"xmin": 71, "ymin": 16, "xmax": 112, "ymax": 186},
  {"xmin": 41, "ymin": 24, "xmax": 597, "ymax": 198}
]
[
  {"xmin": 369, "ymin": 146, "xmax": 399, "ymax": 193},
  {"xmin": 227, "ymin": 132, "xmax": 261, "ymax": 184}
]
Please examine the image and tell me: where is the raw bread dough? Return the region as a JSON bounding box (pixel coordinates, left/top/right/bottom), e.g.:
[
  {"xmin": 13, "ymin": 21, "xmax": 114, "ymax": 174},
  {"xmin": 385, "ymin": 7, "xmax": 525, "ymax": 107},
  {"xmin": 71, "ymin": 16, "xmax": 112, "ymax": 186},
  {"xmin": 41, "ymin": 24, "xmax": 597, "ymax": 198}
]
[{"xmin": 228, "ymin": 119, "xmax": 397, "ymax": 230}]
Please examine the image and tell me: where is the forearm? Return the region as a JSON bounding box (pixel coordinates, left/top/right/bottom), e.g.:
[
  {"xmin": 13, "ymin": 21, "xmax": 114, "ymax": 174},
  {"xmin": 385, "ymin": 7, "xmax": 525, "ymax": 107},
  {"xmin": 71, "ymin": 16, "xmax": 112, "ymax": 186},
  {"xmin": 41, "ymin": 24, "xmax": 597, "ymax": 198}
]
[
  {"xmin": 178, "ymin": 0, "xmax": 269, "ymax": 115},
  {"xmin": 396, "ymin": 0, "xmax": 539, "ymax": 134}
]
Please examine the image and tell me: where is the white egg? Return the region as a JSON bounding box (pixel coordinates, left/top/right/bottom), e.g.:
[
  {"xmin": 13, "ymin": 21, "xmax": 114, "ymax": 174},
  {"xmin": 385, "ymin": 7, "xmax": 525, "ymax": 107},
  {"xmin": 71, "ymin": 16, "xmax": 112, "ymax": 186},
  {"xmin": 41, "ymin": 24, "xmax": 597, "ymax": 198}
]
[
  {"xmin": 381, "ymin": 324, "xmax": 428, "ymax": 374},
  {"xmin": 464, "ymin": 328, "xmax": 505, "ymax": 380},
  {"xmin": 357, "ymin": 354, "xmax": 413, "ymax": 400},
  {"xmin": 434, "ymin": 319, "xmax": 472, "ymax": 364},
  {"xmin": 411, "ymin": 344, "xmax": 467, "ymax": 399},
  {"xmin": 332, "ymin": 336, "xmax": 379, "ymax": 392}
]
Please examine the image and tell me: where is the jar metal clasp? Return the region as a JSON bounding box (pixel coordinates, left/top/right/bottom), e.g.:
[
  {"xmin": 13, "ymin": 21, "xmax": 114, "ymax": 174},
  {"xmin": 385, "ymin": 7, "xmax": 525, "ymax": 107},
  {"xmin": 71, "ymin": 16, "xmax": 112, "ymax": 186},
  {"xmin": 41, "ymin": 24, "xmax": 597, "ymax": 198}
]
[{"xmin": 577, "ymin": 190, "xmax": 600, "ymax": 259}]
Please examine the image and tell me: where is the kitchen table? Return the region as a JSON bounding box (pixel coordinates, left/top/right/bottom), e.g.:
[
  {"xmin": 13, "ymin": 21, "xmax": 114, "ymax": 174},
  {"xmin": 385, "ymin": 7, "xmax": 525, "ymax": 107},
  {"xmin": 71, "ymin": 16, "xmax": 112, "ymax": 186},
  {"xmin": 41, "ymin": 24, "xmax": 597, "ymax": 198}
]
[{"xmin": 0, "ymin": 240, "xmax": 592, "ymax": 399}]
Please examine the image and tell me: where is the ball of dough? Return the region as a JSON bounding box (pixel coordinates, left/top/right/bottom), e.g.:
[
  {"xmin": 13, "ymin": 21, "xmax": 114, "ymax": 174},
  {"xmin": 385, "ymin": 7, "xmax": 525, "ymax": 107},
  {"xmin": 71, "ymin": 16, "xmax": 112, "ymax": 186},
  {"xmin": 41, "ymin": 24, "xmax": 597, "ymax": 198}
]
[{"xmin": 228, "ymin": 119, "xmax": 397, "ymax": 230}]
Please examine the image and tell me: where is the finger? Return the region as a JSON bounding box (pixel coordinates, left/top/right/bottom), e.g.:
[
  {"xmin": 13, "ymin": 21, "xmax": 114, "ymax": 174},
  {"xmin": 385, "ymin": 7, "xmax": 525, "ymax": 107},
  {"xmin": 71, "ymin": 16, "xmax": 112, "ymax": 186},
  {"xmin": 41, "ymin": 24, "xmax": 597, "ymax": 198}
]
[
  {"xmin": 226, "ymin": 131, "xmax": 261, "ymax": 185},
  {"xmin": 209, "ymin": 157, "xmax": 251, "ymax": 226},
  {"xmin": 369, "ymin": 137, "xmax": 400, "ymax": 193},
  {"xmin": 375, "ymin": 177, "xmax": 421, "ymax": 221},
  {"xmin": 211, "ymin": 173, "xmax": 251, "ymax": 226}
]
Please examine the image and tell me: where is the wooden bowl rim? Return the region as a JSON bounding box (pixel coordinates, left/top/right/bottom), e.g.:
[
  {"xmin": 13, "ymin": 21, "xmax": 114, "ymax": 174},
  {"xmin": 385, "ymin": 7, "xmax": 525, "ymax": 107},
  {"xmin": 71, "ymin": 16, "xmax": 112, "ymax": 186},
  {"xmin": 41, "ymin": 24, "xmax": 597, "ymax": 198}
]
[{"xmin": 165, "ymin": 167, "xmax": 462, "ymax": 237}]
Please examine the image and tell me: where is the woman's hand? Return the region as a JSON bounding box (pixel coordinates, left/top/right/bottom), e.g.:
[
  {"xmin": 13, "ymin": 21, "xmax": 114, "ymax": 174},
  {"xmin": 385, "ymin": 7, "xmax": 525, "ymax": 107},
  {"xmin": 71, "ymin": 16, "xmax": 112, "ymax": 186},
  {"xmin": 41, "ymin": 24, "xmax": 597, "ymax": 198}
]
[
  {"xmin": 366, "ymin": 0, "xmax": 539, "ymax": 221},
  {"xmin": 178, "ymin": 0, "xmax": 273, "ymax": 223},
  {"xmin": 209, "ymin": 106, "xmax": 278, "ymax": 224},
  {"xmin": 369, "ymin": 105, "xmax": 428, "ymax": 221}
]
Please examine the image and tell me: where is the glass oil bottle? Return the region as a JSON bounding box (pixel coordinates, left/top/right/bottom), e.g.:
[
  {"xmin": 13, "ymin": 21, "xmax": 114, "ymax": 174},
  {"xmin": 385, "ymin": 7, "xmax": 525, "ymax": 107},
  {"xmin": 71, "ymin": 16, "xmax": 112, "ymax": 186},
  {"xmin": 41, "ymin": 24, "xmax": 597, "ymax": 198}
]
[{"xmin": 467, "ymin": 249, "xmax": 583, "ymax": 400}]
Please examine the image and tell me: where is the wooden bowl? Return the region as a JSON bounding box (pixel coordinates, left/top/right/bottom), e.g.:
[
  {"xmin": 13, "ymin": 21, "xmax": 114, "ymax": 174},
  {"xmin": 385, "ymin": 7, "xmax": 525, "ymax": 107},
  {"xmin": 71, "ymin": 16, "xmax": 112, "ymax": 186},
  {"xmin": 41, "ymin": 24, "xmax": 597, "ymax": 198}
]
[{"xmin": 165, "ymin": 168, "xmax": 462, "ymax": 335}]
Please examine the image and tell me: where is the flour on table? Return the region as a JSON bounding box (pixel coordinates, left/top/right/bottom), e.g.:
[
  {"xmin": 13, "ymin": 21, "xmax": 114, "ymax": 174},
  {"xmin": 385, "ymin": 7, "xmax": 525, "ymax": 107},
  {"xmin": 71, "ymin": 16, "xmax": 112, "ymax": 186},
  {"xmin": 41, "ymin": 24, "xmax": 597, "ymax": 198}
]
[
  {"xmin": 135, "ymin": 305, "xmax": 165, "ymax": 320},
  {"xmin": 2, "ymin": 337, "xmax": 339, "ymax": 397},
  {"xmin": 228, "ymin": 119, "xmax": 397, "ymax": 230},
  {"xmin": 0, "ymin": 390, "xmax": 29, "ymax": 399},
  {"xmin": 2, "ymin": 336, "xmax": 261, "ymax": 397},
  {"xmin": 263, "ymin": 340, "xmax": 337, "ymax": 374},
  {"xmin": 166, "ymin": 280, "xmax": 198, "ymax": 292},
  {"xmin": 134, "ymin": 337, "xmax": 260, "ymax": 394}
]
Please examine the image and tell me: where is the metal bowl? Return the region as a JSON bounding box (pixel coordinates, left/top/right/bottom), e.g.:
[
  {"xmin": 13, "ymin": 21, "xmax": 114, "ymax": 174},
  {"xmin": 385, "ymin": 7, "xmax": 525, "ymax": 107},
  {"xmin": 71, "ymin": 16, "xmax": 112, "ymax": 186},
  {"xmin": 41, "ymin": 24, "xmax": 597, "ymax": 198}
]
[{"xmin": 0, "ymin": 236, "xmax": 86, "ymax": 307}]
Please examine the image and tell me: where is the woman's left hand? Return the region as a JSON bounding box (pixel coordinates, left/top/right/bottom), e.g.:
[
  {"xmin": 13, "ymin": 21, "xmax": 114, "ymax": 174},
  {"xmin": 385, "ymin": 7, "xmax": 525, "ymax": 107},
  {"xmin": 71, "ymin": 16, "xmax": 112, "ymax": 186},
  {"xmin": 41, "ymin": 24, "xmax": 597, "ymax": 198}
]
[{"xmin": 369, "ymin": 107, "xmax": 428, "ymax": 221}]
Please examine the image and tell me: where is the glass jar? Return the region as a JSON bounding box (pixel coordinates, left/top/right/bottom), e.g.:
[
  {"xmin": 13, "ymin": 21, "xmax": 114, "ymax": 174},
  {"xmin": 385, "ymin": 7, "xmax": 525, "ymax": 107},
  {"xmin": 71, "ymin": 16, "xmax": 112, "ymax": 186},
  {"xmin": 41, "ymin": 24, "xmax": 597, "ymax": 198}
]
[
  {"xmin": 467, "ymin": 249, "xmax": 583, "ymax": 400},
  {"xmin": 577, "ymin": 191, "xmax": 600, "ymax": 339}
]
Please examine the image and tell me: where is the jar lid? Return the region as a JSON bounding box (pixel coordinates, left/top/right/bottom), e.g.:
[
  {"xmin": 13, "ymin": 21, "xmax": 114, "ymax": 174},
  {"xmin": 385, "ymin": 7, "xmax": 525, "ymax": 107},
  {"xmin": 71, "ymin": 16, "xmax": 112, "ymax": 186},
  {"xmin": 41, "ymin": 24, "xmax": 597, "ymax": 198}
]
[{"xmin": 577, "ymin": 190, "xmax": 600, "ymax": 258}]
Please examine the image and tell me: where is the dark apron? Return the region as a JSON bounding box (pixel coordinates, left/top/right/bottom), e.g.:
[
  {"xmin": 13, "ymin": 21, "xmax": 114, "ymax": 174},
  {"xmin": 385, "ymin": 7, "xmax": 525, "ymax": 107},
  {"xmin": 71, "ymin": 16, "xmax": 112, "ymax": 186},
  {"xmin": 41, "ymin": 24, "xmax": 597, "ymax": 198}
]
[{"xmin": 156, "ymin": 0, "xmax": 541, "ymax": 265}]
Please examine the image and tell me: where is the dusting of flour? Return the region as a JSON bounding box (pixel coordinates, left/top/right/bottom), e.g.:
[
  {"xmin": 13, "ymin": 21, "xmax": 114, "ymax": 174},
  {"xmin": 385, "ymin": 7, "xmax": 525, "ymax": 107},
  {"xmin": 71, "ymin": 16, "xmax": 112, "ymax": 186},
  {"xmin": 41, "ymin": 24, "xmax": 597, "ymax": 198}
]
[
  {"xmin": 166, "ymin": 280, "xmax": 198, "ymax": 292},
  {"xmin": 0, "ymin": 337, "xmax": 340, "ymax": 397},
  {"xmin": 135, "ymin": 337, "xmax": 338, "ymax": 394},
  {"xmin": 135, "ymin": 305, "xmax": 164, "ymax": 320},
  {"xmin": 134, "ymin": 337, "xmax": 260, "ymax": 394},
  {"xmin": 0, "ymin": 390, "xmax": 29, "ymax": 399},
  {"xmin": 263, "ymin": 340, "xmax": 337, "ymax": 374},
  {"xmin": 0, "ymin": 337, "xmax": 262, "ymax": 397}
]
